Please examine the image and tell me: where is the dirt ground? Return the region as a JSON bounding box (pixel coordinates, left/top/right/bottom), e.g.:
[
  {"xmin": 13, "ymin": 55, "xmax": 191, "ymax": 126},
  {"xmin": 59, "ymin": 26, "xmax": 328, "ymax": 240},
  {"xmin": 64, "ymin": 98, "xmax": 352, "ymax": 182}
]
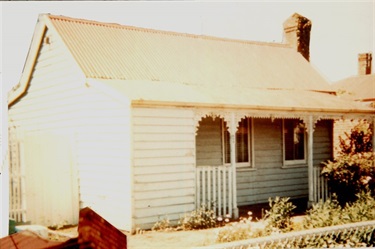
[
  {"xmin": 56, "ymin": 225, "xmax": 220, "ymax": 248},
  {"xmin": 55, "ymin": 199, "xmax": 308, "ymax": 248},
  {"xmin": 55, "ymin": 216, "xmax": 307, "ymax": 249}
]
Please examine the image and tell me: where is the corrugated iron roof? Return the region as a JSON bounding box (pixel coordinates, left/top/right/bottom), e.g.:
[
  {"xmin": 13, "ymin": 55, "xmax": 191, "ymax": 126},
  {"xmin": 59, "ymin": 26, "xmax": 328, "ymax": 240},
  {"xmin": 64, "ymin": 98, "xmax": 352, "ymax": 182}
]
[
  {"xmin": 89, "ymin": 79, "xmax": 374, "ymax": 113},
  {"xmin": 333, "ymin": 74, "xmax": 375, "ymax": 101},
  {"xmin": 47, "ymin": 14, "xmax": 333, "ymax": 93}
]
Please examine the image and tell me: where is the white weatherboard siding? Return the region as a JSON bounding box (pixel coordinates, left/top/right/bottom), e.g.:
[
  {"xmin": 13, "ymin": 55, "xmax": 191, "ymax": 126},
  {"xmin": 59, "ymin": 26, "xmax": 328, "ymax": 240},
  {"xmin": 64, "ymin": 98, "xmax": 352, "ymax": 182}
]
[
  {"xmin": 8, "ymin": 28, "xmax": 133, "ymax": 230},
  {"xmin": 196, "ymin": 117, "xmax": 224, "ymax": 166},
  {"xmin": 132, "ymin": 107, "xmax": 196, "ymax": 229},
  {"xmin": 237, "ymin": 119, "xmax": 307, "ymax": 205},
  {"xmin": 236, "ymin": 118, "xmax": 333, "ymax": 205},
  {"xmin": 313, "ymin": 120, "xmax": 333, "ymax": 167},
  {"xmin": 8, "ymin": 28, "xmax": 84, "ymax": 226}
]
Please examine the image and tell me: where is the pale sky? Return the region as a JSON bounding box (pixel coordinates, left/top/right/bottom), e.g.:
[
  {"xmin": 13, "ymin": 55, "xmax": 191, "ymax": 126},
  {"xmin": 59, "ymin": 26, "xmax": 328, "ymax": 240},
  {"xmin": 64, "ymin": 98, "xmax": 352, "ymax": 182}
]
[{"xmin": 1, "ymin": 1, "xmax": 374, "ymax": 93}]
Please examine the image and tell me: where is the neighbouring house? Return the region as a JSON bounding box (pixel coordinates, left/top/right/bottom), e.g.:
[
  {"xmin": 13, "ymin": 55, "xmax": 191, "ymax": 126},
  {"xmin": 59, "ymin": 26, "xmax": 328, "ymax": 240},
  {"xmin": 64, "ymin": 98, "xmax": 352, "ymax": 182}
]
[
  {"xmin": 8, "ymin": 13, "xmax": 375, "ymax": 232},
  {"xmin": 332, "ymin": 53, "xmax": 375, "ymax": 157}
]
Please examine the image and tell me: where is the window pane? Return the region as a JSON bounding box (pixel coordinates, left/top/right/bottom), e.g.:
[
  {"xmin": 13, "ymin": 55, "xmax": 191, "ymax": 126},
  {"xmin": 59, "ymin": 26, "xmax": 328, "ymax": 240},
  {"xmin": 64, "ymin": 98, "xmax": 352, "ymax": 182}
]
[
  {"xmin": 284, "ymin": 120, "xmax": 305, "ymax": 161},
  {"xmin": 236, "ymin": 118, "xmax": 249, "ymax": 163}
]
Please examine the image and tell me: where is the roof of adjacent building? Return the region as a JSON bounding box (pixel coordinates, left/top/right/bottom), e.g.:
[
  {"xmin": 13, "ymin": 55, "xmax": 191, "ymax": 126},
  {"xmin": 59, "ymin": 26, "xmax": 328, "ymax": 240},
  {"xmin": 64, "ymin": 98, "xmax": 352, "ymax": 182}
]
[
  {"xmin": 8, "ymin": 14, "xmax": 375, "ymax": 115},
  {"xmin": 332, "ymin": 74, "xmax": 375, "ymax": 101}
]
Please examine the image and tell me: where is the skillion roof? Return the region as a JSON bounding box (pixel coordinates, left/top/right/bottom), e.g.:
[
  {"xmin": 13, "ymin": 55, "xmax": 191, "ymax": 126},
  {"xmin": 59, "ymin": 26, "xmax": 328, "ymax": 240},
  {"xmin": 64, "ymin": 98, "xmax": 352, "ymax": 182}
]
[{"xmin": 8, "ymin": 14, "xmax": 374, "ymax": 115}]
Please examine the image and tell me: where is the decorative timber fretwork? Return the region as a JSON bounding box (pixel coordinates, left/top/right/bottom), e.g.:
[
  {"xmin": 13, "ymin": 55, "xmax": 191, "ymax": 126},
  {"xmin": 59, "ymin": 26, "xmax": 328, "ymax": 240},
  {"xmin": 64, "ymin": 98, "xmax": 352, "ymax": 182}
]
[{"xmin": 194, "ymin": 108, "xmax": 375, "ymax": 135}]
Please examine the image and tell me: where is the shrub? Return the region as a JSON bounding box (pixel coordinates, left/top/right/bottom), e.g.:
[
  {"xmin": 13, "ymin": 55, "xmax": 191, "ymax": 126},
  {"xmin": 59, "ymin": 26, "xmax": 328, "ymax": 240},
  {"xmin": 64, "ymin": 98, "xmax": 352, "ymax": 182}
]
[
  {"xmin": 216, "ymin": 211, "xmax": 267, "ymax": 243},
  {"xmin": 303, "ymin": 195, "xmax": 343, "ymax": 229},
  {"xmin": 322, "ymin": 121, "xmax": 374, "ymax": 203},
  {"xmin": 341, "ymin": 190, "xmax": 375, "ymax": 223},
  {"xmin": 288, "ymin": 227, "xmax": 375, "ymax": 248},
  {"xmin": 152, "ymin": 216, "xmax": 172, "ymax": 231},
  {"xmin": 303, "ymin": 191, "xmax": 375, "ymax": 229},
  {"xmin": 178, "ymin": 206, "xmax": 217, "ymax": 230},
  {"xmin": 322, "ymin": 152, "xmax": 375, "ymax": 203},
  {"xmin": 263, "ymin": 196, "xmax": 295, "ymax": 233},
  {"xmin": 339, "ymin": 120, "xmax": 372, "ymax": 155}
]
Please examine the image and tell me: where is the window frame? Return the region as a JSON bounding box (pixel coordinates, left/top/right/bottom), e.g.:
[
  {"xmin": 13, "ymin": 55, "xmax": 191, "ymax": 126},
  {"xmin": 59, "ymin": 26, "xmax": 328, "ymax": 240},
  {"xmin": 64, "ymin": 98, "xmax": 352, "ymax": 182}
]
[
  {"xmin": 282, "ymin": 119, "xmax": 307, "ymax": 167},
  {"xmin": 222, "ymin": 117, "xmax": 254, "ymax": 168}
]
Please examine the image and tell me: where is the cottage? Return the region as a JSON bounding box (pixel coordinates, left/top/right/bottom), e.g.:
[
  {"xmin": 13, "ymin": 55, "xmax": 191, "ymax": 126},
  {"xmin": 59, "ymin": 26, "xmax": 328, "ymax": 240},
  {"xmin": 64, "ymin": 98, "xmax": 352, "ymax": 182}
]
[{"xmin": 8, "ymin": 13, "xmax": 375, "ymax": 232}]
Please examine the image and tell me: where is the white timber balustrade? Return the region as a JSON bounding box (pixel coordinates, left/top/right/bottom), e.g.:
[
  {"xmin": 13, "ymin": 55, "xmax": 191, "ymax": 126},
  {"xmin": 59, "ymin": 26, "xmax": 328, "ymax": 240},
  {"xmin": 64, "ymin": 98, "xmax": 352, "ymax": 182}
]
[
  {"xmin": 196, "ymin": 166, "xmax": 233, "ymax": 217},
  {"xmin": 313, "ymin": 165, "xmax": 330, "ymax": 202}
]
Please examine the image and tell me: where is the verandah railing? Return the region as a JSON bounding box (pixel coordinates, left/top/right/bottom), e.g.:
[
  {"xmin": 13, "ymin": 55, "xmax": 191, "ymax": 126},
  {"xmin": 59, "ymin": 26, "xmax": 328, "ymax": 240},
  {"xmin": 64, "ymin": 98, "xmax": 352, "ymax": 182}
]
[
  {"xmin": 197, "ymin": 165, "xmax": 330, "ymax": 218},
  {"xmin": 196, "ymin": 166, "xmax": 234, "ymax": 218},
  {"xmin": 313, "ymin": 165, "xmax": 330, "ymax": 203}
]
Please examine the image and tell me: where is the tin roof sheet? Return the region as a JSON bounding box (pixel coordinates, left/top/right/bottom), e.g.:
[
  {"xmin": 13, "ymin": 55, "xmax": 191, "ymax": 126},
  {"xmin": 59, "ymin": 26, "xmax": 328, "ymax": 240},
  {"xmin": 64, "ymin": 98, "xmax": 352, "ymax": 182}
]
[{"xmin": 47, "ymin": 14, "xmax": 333, "ymax": 93}]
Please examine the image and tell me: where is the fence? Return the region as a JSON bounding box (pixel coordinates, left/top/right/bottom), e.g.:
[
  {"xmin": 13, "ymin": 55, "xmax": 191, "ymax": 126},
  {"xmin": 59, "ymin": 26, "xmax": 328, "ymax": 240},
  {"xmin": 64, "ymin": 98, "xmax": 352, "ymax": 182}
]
[
  {"xmin": 193, "ymin": 220, "xmax": 375, "ymax": 249},
  {"xmin": 196, "ymin": 166, "xmax": 234, "ymax": 217},
  {"xmin": 8, "ymin": 127, "xmax": 27, "ymax": 223},
  {"xmin": 313, "ymin": 165, "xmax": 330, "ymax": 203}
]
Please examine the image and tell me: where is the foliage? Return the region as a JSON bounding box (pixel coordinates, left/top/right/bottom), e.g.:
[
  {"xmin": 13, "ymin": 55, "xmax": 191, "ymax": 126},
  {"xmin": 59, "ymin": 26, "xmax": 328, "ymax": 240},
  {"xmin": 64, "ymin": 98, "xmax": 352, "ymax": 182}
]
[
  {"xmin": 216, "ymin": 212, "xmax": 267, "ymax": 243},
  {"xmin": 339, "ymin": 121, "xmax": 372, "ymax": 155},
  {"xmin": 303, "ymin": 195, "xmax": 343, "ymax": 229},
  {"xmin": 341, "ymin": 190, "xmax": 375, "ymax": 223},
  {"xmin": 322, "ymin": 121, "xmax": 374, "ymax": 203},
  {"xmin": 278, "ymin": 227, "xmax": 375, "ymax": 249},
  {"xmin": 263, "ymin": 196, "xmax": 295, "ymax": 233},
  {"xmin": 152, "ymin": 216, "xmax": 172, "ymax": 231},
  {"xmin": 303, "ymin": 191, "xmax": 375, "ymax": 229},
  {"xmin": 178, "ymin": 206, "xmax": 217, "ymax": 230},
  {"xmin": 322, "ymin": 152, "xmax": 375, "ymax": 203}
]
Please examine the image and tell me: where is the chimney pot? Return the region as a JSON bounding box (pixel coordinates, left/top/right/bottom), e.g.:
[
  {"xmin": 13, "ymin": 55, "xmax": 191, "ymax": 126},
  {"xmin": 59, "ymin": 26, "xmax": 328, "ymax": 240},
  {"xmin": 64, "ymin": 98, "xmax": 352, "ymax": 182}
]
[
  {"xmin": 358, "ymin": 53, "xmax": 372, "ymax": 75},
  {"xmin": 283, "ymin": 13, "xmax": 312, "ymax": 61}
]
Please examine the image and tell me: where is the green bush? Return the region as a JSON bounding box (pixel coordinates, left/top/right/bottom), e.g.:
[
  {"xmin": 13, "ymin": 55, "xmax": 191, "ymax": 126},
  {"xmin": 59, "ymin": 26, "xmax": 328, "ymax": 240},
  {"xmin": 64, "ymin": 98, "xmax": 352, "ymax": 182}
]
[
  {"xmin": 303, "ymin": 195, "xmax": 343, "ymax": 229},
  {"xmin": 342, "ymin": 190, "xmax": 375, "ymax": 223},
  {"xmin": 322, "ymin": 152, "xmax": 375, "ymax": 203},
  {"xmin": 263, "ymin": 196, "xmax": 295, "ymax": 233},
  {"xmin": 322, "ymin": 121, "xmax": 374, "ymax": 204},
  {"xmin": 178, "ymin": 206, "xmax": 217, "ymax": 230},
  {"xmin": 152, "ymin": 216, "xmax": 172, "ymax": 231},
  {"xmin": 284, "ymin": 227, "xmax": 375, "ymax": 248},
  {"xmin": 303, "ymin": 191, "xmax": 375, "ymax": 229},
  {"xmin": 216, "ymin": 212, "xmax": 268, "ymax": 243},
  {"xmin": 339, "ymin": 121, "xmax": 372, "ymax": 155}
]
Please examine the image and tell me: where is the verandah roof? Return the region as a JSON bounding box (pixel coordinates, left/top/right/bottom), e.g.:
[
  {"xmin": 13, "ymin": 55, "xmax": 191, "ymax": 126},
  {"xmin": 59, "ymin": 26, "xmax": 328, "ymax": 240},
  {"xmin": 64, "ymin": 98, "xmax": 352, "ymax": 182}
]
[{"xmin": 88, "ymin": 78, "xmax": 374, "ymax": 115}]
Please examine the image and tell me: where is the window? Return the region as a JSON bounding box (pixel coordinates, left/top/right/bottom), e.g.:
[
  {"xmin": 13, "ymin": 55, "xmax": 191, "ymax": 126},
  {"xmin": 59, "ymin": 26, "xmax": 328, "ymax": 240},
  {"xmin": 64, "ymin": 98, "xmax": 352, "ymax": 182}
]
[
  {"xmin": 223, "ymin": 118, "xmax": 253, "ymax": 167},
  {"xmin": 196, "ymin": 116, "xmax": 253, "ymax": 167},
  {"xmin": 283, "ymin": 119, "xmax": 306, "ymax": 165}
]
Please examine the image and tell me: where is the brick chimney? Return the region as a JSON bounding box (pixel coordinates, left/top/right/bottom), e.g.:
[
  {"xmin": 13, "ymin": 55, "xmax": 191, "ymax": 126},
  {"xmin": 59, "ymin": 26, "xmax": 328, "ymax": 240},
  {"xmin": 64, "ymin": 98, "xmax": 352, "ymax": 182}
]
[
  {"xmin": 358, "ymin": 53, "xmax": 372, "ymax": 75},
  {"xmin": 283, "ymin": 13, "xmax": 312, "ymax": 61}
]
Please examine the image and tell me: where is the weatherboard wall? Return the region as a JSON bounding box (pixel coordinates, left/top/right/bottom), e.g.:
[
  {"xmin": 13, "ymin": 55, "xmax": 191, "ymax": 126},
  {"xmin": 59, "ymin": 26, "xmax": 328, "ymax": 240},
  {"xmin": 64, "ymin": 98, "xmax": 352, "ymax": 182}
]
[
  {"xmin": 8, "ymin": 28, "xmax": 133, "ymax": 231},
  {"xmin": 131, "ymin": 106, "xmax": 196, "ymax": 229}
]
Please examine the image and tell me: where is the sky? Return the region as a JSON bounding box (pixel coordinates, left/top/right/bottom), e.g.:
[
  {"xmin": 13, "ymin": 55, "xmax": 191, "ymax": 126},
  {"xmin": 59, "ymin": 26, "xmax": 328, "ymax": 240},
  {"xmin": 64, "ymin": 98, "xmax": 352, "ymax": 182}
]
[{"xmin": 0, "ymin": 0, "xmax": 374, "ymax": 93}]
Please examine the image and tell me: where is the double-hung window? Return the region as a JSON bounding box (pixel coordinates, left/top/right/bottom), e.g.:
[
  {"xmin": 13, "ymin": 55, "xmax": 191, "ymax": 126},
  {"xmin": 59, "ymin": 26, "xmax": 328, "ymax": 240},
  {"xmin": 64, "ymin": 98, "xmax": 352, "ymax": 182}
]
[
  {"xmin": 223, "ymin": 117, "xmax": 253, "ymax": 167},
  {"xmin": 283, "ymin": 119, "xmax": 306, "ymax": 166}
]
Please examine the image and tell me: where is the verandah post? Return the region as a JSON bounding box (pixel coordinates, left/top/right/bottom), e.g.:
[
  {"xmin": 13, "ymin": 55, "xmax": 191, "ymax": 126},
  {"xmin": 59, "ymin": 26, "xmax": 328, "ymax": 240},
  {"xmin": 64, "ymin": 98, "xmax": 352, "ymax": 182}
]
[
  {"xmin": 230, "ymin": 113, "xmax": 239, "ymax": 219},
  {"xmin": 307, "ymin": 115, "xmax": 315, "ymax": 207}
]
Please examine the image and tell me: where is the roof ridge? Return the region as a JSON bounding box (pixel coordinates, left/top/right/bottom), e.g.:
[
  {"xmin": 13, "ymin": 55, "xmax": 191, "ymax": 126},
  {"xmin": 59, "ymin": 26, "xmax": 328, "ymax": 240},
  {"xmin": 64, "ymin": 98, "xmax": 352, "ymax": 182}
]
[{"xmin": 46, "ymin": 14, "xmax": 290, "ymax": 48}]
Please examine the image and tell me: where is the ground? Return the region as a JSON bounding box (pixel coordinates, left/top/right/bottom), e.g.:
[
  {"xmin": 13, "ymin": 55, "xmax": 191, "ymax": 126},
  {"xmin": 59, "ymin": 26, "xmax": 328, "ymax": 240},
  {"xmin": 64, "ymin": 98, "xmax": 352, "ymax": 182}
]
[{"xmin": 54, "ymin": 199, "xmax": 308, "ymax": 248}]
